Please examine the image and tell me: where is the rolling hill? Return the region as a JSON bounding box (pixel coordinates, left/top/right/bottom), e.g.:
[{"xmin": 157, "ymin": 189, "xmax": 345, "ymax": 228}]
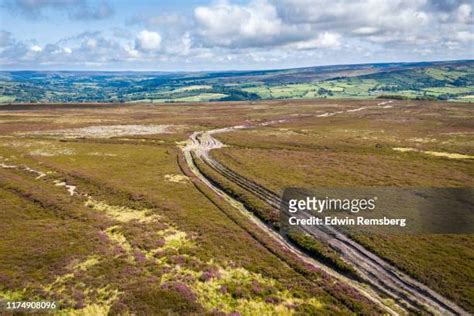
[{"xmin": 1, "ymin": 60, "xmax": 473, "ymax": 103}]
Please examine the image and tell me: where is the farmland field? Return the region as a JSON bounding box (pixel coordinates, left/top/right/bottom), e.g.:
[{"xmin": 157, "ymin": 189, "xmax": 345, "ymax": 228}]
[
  {"xmin": 1, "ymin": 60, "xmax": 473, "ymax": 104},
  {"xmin": 0, "ymin": 99, "xmax": 472, "ymax": 315}
]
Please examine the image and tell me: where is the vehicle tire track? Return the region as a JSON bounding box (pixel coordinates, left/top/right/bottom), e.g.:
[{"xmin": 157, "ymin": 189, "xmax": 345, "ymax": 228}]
[{"xmin": 182, "ymin": 102, "xmax": 468, "ymax": 315}]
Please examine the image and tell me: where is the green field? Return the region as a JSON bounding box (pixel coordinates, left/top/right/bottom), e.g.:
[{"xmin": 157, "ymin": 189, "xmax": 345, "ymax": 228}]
[
  {"xmin": 243, "ymin": 66, "xmax": 474, "ymax": 101},
  {"xmin": 1, "ymin": 60, "xmax": 472, "ymax": 104}
]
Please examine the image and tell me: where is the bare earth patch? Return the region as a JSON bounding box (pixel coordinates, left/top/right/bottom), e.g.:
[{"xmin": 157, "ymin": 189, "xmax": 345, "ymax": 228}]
[
  {"xmin": 53, "ymin": 180, "xmax": 77, "ymax": 196},
  {"xmin": 0, "ymin": 160, "xmax": 48, "ymax": 179}
]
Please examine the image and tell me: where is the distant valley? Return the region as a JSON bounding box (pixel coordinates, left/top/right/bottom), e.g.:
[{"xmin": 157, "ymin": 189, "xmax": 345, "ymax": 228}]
[{"xmin": 1, "ymin": 60, "xmax": 473, "ymax": 104}]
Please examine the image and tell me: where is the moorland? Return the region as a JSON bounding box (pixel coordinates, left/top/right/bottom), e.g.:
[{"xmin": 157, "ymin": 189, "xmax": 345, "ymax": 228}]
[{"xmin": 0, "ymin": 99, "xmax": 472, "ymax": 315}]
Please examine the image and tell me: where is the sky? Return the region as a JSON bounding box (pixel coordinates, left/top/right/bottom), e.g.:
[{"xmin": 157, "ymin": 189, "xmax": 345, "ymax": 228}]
[{"xmin": 0, "ymin": 0, "xmax": 473, "ymax": 71}]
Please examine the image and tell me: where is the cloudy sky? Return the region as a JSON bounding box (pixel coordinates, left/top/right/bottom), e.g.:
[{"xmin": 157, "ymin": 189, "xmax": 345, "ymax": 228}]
[{"xmin": 0, "ymin": 0, "xmax": 473, "ymax": 71}]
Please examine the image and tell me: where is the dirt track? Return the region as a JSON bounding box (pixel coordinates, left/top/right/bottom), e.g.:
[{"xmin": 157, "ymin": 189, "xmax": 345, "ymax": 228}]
[{"xmin": 182, "ymin": 102, "xmax": 468, "ymax": 316}]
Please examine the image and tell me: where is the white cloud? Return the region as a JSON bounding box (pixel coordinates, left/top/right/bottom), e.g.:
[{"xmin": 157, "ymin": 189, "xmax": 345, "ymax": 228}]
[
  {"xmin": 1, "ymin": 0, "xmax": 473, "ymax": 70},
  {"xmin": 85, "ymin": 39, "xmax": 97, "ymax": 49},
  {"xmin": 194, "ymin": 0, "xmax": 285, "ymax": 47},
  {"xmin": 124, "ymin": 44, "xmax": 139, "ymax": 58},
  {"xmin": 353, "ymin": 27, "xmax": 379, "ymax": 35},
  {"xmin": 294, "ymin": 32, "xmax": 341, "ymax": 50},
  {"xmin": 175, "ymin": 32, "xmax": 192, "ymax": 56},
  {"xmin": 456, "ymin": 4, "xmax": 473, "ymax": 24},
  {"xmin": 314, "ymin": 32, "xmax": 341, "ymax": 49},
  {"xmin": 135, "ymin": 30, "xmax": 162, "ymax": 52},
  {"xmin": 30, "ymin": 45, "xmax": 42, "ymax": 52},
  {"xmin": 191, "ymin": 0, "xmax": 461, "ymax": 51},
  {"xmin": 456, "ymin": 31, "xmax": 474, "ymax": 42}
]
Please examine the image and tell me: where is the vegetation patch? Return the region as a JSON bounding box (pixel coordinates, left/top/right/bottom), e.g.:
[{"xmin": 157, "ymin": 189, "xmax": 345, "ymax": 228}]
[
  {"xmin": 85, "ymin": 198, "xmax": 158, "ymax": 223},
  {"xmin": 393, "ymin": 147, "xmax": 474, "ymax": 159},
  {"xmin": 164, "ymin": 174, "xmax": 189, "ymax": 183},
  {"xmin": 192, "ymin": 266, "xmax": 323, "ymax": 315},
  {"xmin": 287, "ymin": 230, "xmax": 358, "ymax": 278}
]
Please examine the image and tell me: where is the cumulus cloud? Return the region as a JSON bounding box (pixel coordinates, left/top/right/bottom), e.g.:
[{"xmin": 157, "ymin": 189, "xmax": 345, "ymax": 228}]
[
  {"xmin": 30, "ymin": 44, "xmax": 42, "ymax": 52},
  {"xmin": 0, "ymin": 30, "xmax": 135, "ymax": 68},
  {"xmin": 0, "ymin": 0, "xmax": 473, "ymax": 70},
  {"xmin": 455, "ymin": 3, "xmax": 473, "ymax": 23},
  {"xmin": 194, "ymin": 0, "xmax": 289, "ymax": 47},
  {"xmin": 135, "ymin": 30, "xmax": 162, "ymax": 52},
  {"xmin": 191, "ymin": 0, "xmax": 473, "ymax": 52},
  {"xmin": 274, "ymin": 0, "xmax": 431, "ymax": 40},
  {"xmin": 128, "ymin": 12, "xmax": 194, "ymax": 56},
  {"xmin": 293, "ymin": 32, "xmax": 342, "ymax": 50}
]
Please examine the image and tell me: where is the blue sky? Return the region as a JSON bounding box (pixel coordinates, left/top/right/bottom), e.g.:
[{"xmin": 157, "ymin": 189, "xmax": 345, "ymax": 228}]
[{"xmin": 0, "ymin": 0, "xmax": 473, "ymax": 71}]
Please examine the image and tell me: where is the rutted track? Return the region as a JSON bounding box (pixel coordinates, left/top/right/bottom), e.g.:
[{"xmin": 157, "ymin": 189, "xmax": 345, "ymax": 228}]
[
  {"xmin": 183, "ymin": 136, "xmax": 402, "ymax": 316},
  {"xmin": 198, "ymin": 157, "xmax": 465, "ymax": 315},
  {"xmin": 182, "ymin": 103, "xmax": 468, "ymax": 316}
]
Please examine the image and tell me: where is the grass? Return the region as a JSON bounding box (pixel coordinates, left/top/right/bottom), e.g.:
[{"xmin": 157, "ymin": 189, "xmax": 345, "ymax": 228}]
[
  {"xmin": 243, "ymin": 80, "xmax": 385, "ymax": 100},
  {"xmin": 286, "ymin": 230, "xmax": 358, "ymax": 278},
  {"xmin": 211, "ymin": 100, "xmax": 474, "ymax": 311},
  {"xmin": 353, "ymin": 233, "xmax": 474, "ymax": 310},
  {"xmin": 0, "ymin": 101, "xmax": 392, "ymax": 314}
]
